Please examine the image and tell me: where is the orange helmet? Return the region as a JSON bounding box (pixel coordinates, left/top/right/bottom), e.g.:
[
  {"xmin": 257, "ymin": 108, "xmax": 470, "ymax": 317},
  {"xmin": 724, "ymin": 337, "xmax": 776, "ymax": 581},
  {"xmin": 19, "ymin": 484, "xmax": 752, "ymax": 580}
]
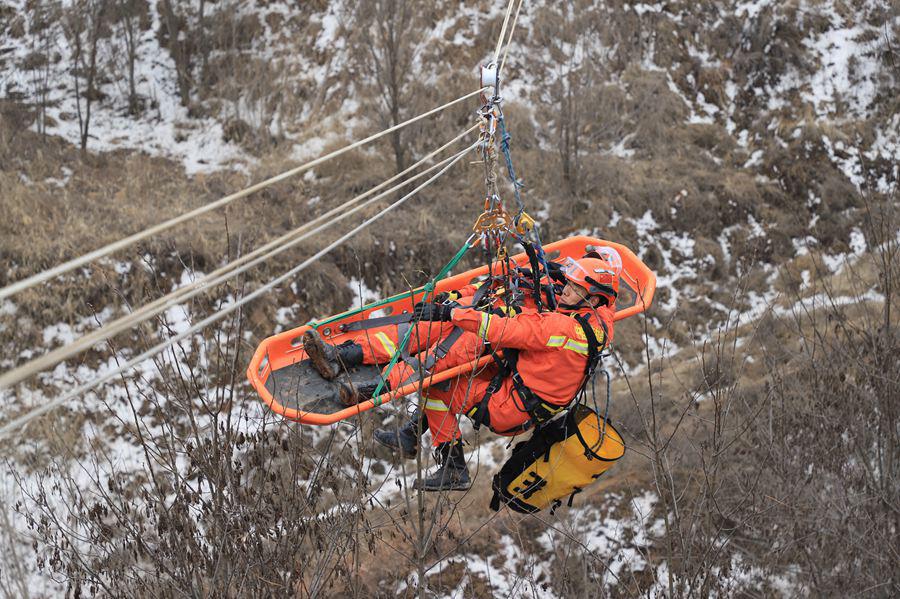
[{"xmin": 561, "ymin": 247, "xmax": 622, "ymax": 303}]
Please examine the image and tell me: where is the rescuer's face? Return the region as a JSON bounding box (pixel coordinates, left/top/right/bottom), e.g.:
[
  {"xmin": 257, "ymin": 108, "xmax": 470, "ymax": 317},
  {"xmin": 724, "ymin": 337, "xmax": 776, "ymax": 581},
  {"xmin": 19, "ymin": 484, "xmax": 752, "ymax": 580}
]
[{"xmin": 561, "ymin": 281, "xmax": 592, "ymax": 306}]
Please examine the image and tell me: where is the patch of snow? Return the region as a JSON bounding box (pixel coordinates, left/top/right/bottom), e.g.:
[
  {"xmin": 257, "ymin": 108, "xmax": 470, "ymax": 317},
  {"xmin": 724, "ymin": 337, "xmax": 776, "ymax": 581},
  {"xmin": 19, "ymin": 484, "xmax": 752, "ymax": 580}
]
[
  {"xmin": 604, "ymin": 133, "xmax": 635, "ymax": 158},
  {"xmin": 43, "ymin": 166, "xmax": 73, "ymax": 189},
  {"xmin": 736, "ymin": 0, "xmax": 779, "ymax": 20},
  {"xmin": 162, "ymin": 304, "xmax": 192, "ymax": 336},
  {"xmin": 608, "ymin": 210, "xmax": 621, "ymax": 228},
  {"xmin": 802, "ymin": 8, "xmax": 879, "ymax": 119},
  {"xmin": 747, "ymin": 214, "xmax": 765, "ymax": 238},
  {"xmin": 792, "ymin": 235, "xmax": 818, "ymax": 256},
  {"xmin": 443, "ymin": 533, "xmax": 558, "ymax": 599},
  {"xmin": 314, "ymin": 8, "xmax": 342, "ymax": 52},
  {"xmin": 274, "ymin": 305, "xmax": 298, "ymax": 333},
  {"xmin": 538, "ymin": 491, "xmax": 664, "ymax": 588},
  {"xmin": 743, "ymin": 150, "xmax": 764, "ymax": 169},
  {"xmin": 633, "ymin": 210, "xmax": 658, "ymax": 239},
  {"xmin": 347, "ymin": 277, "xmax": 380, "ymax": 310},
  {"xmin": 821, "ymin": 135, "xmax": 866, "ymax": 190},
  {"xmin": 631, "ymin": 3, "xmax": 664, "ymax": 16},
  {"xmin": 42, "ymin": 322, "xmax": 76, "ymax": 346},
  {"xmin": 849, "ymin": 228, "xmax": 866, "ymax": 255}
]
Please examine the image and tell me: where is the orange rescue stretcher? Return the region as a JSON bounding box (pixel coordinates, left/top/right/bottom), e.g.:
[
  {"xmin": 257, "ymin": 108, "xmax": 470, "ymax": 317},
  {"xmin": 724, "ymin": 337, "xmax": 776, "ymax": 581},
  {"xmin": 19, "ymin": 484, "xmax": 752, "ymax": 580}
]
[{"xmin": 247, "ymin": 236, "xmax": 656, "ymax": 425}]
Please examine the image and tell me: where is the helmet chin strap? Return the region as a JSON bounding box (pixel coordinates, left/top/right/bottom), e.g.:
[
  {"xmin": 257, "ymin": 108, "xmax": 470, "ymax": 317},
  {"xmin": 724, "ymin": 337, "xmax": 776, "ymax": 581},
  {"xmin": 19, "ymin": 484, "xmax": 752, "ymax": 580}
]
[{"xmin": 558, "ymin": 298, "xmax": 591, "ymax": 312}]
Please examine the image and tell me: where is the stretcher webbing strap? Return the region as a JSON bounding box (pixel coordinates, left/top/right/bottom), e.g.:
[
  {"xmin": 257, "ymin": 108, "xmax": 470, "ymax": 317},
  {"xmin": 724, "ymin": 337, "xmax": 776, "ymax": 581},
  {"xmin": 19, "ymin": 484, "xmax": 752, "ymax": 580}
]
[
  {"xmin": 465, "ymin": 280, "xmax": 494, "ymax": 309},
  {"xmin": 370, "ymin": 239, "xmax": 473, "ymax": 406},
  {"xmin": 421, "ymin": 326, "xmax": 465, "ymax": 371},
  {"xmin": 395, "ymin": 325, "xmax": 467, "ymax": 387},
  {"xmin": 342, "ymin": 313, "xmax": 414, "ymax": 332}
]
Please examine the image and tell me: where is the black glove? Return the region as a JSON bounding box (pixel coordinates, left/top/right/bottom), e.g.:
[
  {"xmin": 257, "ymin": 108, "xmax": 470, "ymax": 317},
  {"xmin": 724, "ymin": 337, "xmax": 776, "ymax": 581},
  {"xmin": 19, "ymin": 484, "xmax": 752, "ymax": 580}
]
[
  {"xmin": 413, "ymin": 302, "xmax": 454, "ymax": 322},
  {"xmin": 547, "ymin": 261, "xmax": 566, "ymax": 283},
  {"xmin": 490, "ymin": 304, "xmax": 522, "ymax": 317},
  {"xmin": 434, "ymin": 290, "xmax": 461, "ymax": 304}
]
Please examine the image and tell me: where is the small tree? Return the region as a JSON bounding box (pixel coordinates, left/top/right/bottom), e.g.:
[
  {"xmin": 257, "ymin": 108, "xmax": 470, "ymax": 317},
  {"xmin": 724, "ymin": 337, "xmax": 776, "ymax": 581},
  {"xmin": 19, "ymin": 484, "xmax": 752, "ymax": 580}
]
[
  {"xmin": 159, "ymin": 0, "xmax": 193, "ymax": 107},
  {"xmin": 63, "ymin": 0, "xmax": 109, "ymax": 151},
  {"xmin": 350, "ymin": 0, "xmax": 425, "ymax": 174},
  {"xmin": 26, "ymin": 0, "xmax": 58, "ymax": 137},
  {"xmin": 531, "ymin": 1, "xmax": 606, "ymax": 199},
  {"xmin": 114, "ymin": 0, "xmax": 144, "ymax": 115}
]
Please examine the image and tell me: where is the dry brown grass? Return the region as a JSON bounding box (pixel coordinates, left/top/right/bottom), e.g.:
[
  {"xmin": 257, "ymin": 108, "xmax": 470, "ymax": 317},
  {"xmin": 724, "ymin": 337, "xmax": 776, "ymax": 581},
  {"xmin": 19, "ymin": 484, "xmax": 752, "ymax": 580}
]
[{"xmin": 2, "ymin": 1, "xmax": 897, "ymax": 594}]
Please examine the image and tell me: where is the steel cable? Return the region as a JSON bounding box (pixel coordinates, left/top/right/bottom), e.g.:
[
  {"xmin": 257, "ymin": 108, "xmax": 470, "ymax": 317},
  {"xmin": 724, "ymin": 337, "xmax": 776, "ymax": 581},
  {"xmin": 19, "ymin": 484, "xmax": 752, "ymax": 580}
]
[
  {"xmin": 0, "ymin": 142, "xmax": 477, "ymax": 439},
  {"xmin": 0, "ymin": 126, "xmax": 479, "ymax": 391},
  {"xmin": 0, "ymin": 88, "xmax": 487, "ymax": 301}
]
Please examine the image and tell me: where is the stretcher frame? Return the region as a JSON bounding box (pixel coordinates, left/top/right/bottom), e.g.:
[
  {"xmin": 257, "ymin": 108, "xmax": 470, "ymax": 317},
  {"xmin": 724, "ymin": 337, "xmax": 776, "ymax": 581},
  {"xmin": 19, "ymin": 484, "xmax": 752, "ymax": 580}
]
[{"xmin": 247, "ymin": 236, "xmax": 656, "ymax": 425}]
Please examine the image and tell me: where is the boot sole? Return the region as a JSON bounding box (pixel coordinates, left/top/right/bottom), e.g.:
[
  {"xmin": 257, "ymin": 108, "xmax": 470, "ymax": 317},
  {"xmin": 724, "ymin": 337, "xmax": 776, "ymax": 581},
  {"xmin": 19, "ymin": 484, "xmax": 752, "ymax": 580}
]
[
  {"xmin": 412, "ymin": 480, "xmax": 472, "ymax": 492},
  {"xmin": 302, "ymin": 330, "xmax": 339, "ymax": 380},
  {"xmin": 373, "ymin": 433, "xmax": 418, "ymax": 459},
  {"xmin": 337, "ymin": 380, "xmax": 358, "ymax": 406}
]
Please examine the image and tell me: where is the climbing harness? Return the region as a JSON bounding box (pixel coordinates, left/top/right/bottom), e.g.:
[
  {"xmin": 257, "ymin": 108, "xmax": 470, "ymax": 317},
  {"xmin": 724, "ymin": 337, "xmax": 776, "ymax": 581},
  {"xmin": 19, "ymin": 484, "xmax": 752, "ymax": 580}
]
[{"xmin": 466, "ymin": 310, "xmax": 607, "ymax": 434}]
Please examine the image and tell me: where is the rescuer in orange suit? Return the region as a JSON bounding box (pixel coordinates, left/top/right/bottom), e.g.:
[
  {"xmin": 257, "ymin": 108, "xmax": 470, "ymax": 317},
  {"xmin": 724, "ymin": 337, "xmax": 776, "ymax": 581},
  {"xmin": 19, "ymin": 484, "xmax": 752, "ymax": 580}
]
[{"xmin": 303, "ymin": 250, "xmax": 621, "ymax": 491}]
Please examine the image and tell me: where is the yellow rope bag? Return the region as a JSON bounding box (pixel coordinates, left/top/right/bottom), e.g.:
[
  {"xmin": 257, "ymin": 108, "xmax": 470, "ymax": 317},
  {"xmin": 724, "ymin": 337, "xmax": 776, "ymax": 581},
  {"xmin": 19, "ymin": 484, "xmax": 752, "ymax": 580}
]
[{"xmin": 490, "ymin": 404, "xmax": 625, "ymax": 513}]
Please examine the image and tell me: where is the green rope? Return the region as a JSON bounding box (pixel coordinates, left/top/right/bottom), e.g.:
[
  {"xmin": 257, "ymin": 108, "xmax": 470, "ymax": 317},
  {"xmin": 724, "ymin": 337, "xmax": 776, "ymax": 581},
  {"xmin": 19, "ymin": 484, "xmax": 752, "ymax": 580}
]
[
  {"xmin": 367, "ymin": 238, "xmax": 473, "ymax": 406},
  {"xmin": 310, "ymin": 289, "xmax": 415, "ymax": 329}
]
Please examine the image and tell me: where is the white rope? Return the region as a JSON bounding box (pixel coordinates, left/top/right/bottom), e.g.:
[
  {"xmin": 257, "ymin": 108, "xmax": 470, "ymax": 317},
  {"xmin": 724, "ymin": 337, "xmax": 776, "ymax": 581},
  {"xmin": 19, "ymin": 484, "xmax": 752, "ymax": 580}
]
[
  {"xmin": 492, "ymin": 0, "xmax": 518, "ymax": 65},
  {"xmin": 0, "ymin": 125, "xmax": 479, "ymax": 391},
  {"xmin": 500, "ymin": 0, "xmax": 525, "ymax": 73},
  {"xmin": 0, "ymin": 143, "xmax": 477, "ymax": 440},
  {"xmin": 0, "ymin": 88, "xmax": 487, "ymax": 301}
]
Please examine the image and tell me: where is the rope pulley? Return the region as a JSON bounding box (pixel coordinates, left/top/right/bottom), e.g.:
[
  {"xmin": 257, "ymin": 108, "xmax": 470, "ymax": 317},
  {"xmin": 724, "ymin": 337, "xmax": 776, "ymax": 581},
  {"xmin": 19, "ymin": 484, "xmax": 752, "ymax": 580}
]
[{"xmin": 480, "ymin": 62, "xmax": 499, "ymax": 104}]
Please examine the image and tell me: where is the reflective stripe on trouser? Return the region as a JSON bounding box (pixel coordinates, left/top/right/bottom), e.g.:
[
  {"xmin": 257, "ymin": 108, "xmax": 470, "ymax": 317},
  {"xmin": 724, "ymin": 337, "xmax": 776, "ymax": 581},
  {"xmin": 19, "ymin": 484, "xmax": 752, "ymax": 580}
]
[
  {"xmin": 383, "ymin": 327, "xmax": 487, "ymax": 390},
  {"xmin": 423, "ymin": 375, "xmax": 537, "ymax": 446},
  {"xmin": 352, "ymin": 321, "xmax": 457, "ymax": 364}
]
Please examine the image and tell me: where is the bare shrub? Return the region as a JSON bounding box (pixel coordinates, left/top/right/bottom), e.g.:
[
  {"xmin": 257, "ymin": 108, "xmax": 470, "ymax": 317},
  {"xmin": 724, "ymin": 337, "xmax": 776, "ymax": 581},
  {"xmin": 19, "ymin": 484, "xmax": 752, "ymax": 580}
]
[{"xmin": 62, "ymin": 0, "xmax": 109, "ymax": 152}]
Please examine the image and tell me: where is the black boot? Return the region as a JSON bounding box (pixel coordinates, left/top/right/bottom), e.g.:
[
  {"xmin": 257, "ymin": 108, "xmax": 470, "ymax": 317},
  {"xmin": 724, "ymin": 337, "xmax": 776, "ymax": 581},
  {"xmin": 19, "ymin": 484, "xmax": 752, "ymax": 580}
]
[
  {"xmin": 413, "ymin": 441, "xmax": 471, "ymax": 492},
  {"xmin": 374, "ymin": 408, "xmax": 422, "ymax": 458},
  {"xmin": 303, "ymin": 330, "xmax": 363, "ymax": 380},
  {"xmin": 337, "ymin": 377, "xmax": 389, "ymax": 407}
]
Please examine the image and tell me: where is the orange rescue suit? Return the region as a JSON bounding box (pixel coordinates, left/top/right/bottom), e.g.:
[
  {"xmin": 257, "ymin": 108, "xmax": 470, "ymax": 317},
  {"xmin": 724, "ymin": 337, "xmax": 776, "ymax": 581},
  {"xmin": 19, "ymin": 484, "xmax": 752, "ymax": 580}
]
[{"xmin": 341, "ymin": 286, "xmax": 613, "ymax": 446}]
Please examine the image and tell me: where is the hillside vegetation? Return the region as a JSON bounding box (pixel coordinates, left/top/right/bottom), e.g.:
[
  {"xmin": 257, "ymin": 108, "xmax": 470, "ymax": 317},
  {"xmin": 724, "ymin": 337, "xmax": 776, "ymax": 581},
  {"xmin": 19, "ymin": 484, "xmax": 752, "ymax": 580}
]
[{"xmin": 0, "ymin": 0, "xmax": 897, "ymax": 596}]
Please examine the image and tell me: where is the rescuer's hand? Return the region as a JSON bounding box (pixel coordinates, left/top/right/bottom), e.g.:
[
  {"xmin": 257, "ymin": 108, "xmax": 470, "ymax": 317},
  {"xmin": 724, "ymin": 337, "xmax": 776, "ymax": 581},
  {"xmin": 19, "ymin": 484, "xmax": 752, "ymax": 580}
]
[
  {"xmin": 434, "ymin": 290, "xmax": 462, "ymax": 304},
  {"xmin": 413, "ymin": 302, "xmax": 454, "ymax": 322},
  {"xmin": 547, "ymin": 261, "xmax": 566, "ymax": 283},
  {"xmin": 490, "ymin": 304, "xmax": 522, "ymax": 317}
]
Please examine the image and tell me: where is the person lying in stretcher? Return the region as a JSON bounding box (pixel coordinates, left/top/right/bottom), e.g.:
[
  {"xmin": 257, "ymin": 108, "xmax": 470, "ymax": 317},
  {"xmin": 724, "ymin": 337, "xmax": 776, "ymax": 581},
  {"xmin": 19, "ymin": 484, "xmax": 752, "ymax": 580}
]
[{"xmin": 302, "ymin": 248, "xmax": 622, "ymax": 491}]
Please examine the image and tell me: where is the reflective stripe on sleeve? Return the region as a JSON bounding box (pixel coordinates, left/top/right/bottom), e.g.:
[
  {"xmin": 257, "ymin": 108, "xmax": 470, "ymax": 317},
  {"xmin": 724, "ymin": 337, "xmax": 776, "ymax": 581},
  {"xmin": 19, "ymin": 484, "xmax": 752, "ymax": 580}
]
[
  {"xmin": 546, "ymin": 335, "xmax": 590, "ymax": 356},
  {"xmin": 478, "ymin": 312, "xmax": 492, "ymax": 338},
  {"xmin": 546, "ymin": 335, "xmax": 566, "ymax": 348},
  {"xmin": 375, "ymin": 332, "xmax": 397, "ymax": 356},
  {"xmin": 564, "ymin": 339, "xmax": 589, "ymax": 355}
]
